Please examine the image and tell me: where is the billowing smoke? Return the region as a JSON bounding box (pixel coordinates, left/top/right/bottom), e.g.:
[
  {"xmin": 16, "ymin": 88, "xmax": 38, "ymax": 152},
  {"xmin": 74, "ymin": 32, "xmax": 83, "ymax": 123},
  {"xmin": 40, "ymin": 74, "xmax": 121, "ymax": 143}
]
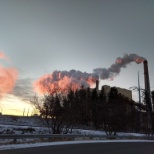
[
  {"xmin": 93, "ymin": 54, "xmax": 145, "ymax": 79},
  {"xmin": 34, "ymin": 70, "xmax": 99, "ymax": 94},
  {"xmin": 0, "ymin": 52, "xmax": 18, "ymax": 97},
  {"xmin": 34, "ymin": 54, "xmax": 145, "ymax": 95}
]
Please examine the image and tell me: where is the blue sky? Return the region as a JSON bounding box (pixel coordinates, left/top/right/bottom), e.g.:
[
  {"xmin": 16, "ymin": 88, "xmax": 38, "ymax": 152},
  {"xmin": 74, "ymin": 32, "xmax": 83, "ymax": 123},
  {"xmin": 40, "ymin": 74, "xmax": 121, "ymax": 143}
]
[{"xmin": 0, "ymin": 0, "xmax": 154, "ymax": 115}]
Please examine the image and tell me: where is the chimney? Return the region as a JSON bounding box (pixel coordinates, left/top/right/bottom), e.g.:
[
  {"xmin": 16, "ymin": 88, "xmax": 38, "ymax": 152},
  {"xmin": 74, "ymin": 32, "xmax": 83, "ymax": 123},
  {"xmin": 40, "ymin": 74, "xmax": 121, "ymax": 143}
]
[
  {"xmin": 96, "ymin": 80, "xmax": 99, "ymax": 91},
  {"xmin": 143, "ymin": 60, "xmax": 152, "ymax": 111},
  {"xmin": 143, "ymin": 60, "xmax": 152, "ymax": 130}
]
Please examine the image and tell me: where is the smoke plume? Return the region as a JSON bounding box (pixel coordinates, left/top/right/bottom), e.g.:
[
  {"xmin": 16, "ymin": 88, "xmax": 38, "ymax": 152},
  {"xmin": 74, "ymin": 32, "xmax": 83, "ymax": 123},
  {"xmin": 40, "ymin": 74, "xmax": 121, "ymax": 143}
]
[
  {"xmin": 34, "ymin": 54, "xmax": 145, "ymax": 95},
  {"xmin": 93, "ymin": 54, "xmax": 145, "ymax": 80},
  {"xmin": 0, "ymin": 52, "xmax": 18, "ymax": 97}
]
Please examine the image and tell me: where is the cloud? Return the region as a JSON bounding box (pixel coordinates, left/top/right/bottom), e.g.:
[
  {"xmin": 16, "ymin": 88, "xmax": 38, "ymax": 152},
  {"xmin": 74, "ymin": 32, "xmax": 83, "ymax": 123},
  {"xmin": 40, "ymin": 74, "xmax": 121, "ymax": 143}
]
[
  {"xmin": 12, "ymin": 78, "xmax": 35, "ymax": 101},
  {"xmin": 0, "ymin": 52, "xmax": 18, "ymax": 98}
]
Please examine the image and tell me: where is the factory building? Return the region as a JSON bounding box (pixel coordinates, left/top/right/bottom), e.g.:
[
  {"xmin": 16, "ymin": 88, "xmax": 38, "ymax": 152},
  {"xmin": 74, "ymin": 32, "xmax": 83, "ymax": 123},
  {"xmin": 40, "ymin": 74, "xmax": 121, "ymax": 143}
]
[
  {"xmin": 95, "ymin": 80, "xmax": 132, "ymax": 100},
  {"xmin": 102, "ymin": 85, "xmax": 132, "ymax": 100}
]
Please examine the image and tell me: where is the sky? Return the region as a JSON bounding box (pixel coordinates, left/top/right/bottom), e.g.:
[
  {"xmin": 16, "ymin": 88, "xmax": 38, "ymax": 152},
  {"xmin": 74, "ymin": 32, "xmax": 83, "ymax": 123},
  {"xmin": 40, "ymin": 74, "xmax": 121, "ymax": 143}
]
[{"xmin": 0, "ymin": 0, "xmax": 154, "ymax": 115}]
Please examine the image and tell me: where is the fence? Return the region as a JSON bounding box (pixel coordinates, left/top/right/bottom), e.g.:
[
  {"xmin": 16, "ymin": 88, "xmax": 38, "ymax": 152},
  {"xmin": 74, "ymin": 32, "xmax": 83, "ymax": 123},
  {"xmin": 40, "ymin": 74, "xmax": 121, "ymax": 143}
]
[{"xmin": 0, "ymin": 134, "xmax": 154, "ymax": 143}]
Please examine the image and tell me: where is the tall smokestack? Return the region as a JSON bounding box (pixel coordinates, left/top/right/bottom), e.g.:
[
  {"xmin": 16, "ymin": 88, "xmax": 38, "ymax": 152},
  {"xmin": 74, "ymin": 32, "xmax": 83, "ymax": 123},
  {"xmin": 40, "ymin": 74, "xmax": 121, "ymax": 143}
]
[
  {"xmin": 96, "ymin": 80, "xmax": 99, "ymax": 91},
  {"xmin": 143, "ymin": 60, "xmax": 152, "ymax": 111},
  {"xmin": 143, "ymin": 60, "xmax": 152, "ymax": 130}
]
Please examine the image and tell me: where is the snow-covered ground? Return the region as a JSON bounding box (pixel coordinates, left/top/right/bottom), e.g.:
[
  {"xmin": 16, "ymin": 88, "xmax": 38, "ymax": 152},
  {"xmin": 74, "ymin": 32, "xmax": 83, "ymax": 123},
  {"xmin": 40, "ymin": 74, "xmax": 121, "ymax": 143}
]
[
  {"xmin": 0, "ymin": 124, "xmax": 153, "ymax": 151},
  {"xmin": 0, "ymin": 124, "xmax": 146, "ymax": 136},
  {"xmin": 72, "ymin": 129, "xmax": 146, "ymax": 137},
  {"xmin": 0, "ymin": 124, "xmax": 49, "ymax": 134}
]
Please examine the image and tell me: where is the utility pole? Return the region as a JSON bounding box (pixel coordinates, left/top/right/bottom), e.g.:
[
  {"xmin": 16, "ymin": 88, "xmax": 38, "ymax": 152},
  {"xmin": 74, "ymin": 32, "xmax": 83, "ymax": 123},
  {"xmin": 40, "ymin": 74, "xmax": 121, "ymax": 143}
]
[
  {"xmin": 138, "ymin": 72, "xmax": 142, "ymax": 132},
  {"xmin": 138, "ymin": 72, "xmax": 141, "ymax": 109},
  {"xmin": 27, "ymin": 108, "xmax": 29, "ymax": 117},
  {"xmin": 23, "ymin": 108, "xmax": 25, "ymax": 116}
]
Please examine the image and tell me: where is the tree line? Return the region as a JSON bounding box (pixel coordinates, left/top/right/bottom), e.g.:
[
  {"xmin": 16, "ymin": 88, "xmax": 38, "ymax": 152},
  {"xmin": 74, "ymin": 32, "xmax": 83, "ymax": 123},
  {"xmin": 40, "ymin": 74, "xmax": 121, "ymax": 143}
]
[{"xmin": 32, "ymin": 87, "xmax": 154, "ymax": 135}]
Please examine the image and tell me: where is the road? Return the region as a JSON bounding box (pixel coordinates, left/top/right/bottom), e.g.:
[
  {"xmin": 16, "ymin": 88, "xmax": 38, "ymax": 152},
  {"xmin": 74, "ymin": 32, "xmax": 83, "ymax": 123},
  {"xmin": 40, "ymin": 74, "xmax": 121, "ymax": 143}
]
[{"xmin": 1, "ymin": 142, "xmax": 154, "ymax": 154}]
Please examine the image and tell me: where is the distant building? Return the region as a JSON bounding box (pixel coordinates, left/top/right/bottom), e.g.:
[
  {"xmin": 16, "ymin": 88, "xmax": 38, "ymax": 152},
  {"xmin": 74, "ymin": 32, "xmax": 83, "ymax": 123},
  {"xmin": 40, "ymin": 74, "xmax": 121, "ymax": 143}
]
[
  {"xmin": 98, "ymin": 85, "xmax": 132, "ymax": 100},
  {"xmin": 0, "ymin": 115, "xmax": 46, "ymax": 127},
  {"xmin": 95, "ymin": 80, "xmax": 132, "ymax": 100},
  {"xmin": 96, "ymin": 83, "xmax": 132, "ymax": 100}
]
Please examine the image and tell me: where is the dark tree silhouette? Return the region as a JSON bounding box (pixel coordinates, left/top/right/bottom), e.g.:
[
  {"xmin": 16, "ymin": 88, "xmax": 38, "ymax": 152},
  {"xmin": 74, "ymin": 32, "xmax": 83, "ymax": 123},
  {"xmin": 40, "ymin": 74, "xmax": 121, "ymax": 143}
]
[{"xmin": 31, "ymin": 86, "xmax": 146, "ymax": 135}]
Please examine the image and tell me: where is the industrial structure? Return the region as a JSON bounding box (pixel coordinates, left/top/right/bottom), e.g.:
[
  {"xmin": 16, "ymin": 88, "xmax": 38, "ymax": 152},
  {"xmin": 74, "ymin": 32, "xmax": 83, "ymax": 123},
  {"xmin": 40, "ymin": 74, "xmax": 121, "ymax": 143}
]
[
  {"xmin": 143, "ymin": 60, "xmax": 152, "ymax": 112},
  {"xmin": 95, "ymin": 80, "xmax": 132, "ymax": 100},
  {"xmin": 143, "ymin": 60, "xmax": 153, "ymax": 131}
]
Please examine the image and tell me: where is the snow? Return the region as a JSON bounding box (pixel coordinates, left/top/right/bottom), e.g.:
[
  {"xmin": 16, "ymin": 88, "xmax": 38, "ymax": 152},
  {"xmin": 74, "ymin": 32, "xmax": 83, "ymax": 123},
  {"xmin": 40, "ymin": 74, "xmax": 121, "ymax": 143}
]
[
  {"xmin": 0, "ymin": 124, "xmax": 49, "ymax": 135},
  {"xmin": 72, "ymin": 129, "xmax": 146, "ymax": 137},
  {"xmin": 0, "ymin": 124, "xmax": 153, "ymax": 151},
  {"xmin": 0, "ymin": 124, "xmax": 146, "ymax": 136}
]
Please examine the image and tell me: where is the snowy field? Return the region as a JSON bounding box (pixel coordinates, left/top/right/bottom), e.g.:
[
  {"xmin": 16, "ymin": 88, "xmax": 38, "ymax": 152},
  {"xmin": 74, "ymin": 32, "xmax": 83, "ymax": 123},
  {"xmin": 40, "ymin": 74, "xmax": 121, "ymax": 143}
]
[
  {"xmin": 0, "ymin": 124, "xmax": 50, "ymax": 135},
  {"xmin": 0, "ymin": 124, "xmax": 147, "ymax": 136}
]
